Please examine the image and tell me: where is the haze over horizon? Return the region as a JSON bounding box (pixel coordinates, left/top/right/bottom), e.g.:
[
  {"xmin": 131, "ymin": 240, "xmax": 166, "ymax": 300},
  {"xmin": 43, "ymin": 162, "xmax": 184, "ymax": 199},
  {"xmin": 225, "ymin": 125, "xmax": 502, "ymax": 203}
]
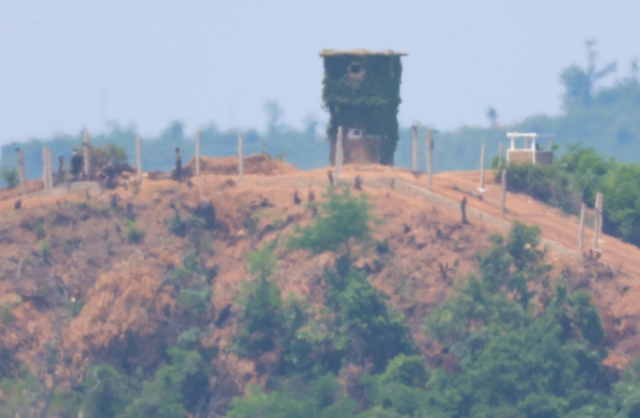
[{"xmin": 2, "ymin": 0, "xmax": 639, "ymax": 145}]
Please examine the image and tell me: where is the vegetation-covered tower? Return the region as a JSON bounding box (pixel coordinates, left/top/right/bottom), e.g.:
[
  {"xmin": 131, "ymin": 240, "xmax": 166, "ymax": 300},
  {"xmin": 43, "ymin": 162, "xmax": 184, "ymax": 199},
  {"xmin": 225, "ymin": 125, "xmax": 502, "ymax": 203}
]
[{"xmin": 320, "ymin": 49, "xmax": 406, "ymax": 166}]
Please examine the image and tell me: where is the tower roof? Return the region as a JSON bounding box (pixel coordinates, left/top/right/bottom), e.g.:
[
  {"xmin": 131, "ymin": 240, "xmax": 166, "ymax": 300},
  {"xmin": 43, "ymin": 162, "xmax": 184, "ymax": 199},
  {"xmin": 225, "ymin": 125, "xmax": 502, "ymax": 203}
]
[{"xmin": 319, "ymin": 49, "xmax": 407, "ymax": 57}]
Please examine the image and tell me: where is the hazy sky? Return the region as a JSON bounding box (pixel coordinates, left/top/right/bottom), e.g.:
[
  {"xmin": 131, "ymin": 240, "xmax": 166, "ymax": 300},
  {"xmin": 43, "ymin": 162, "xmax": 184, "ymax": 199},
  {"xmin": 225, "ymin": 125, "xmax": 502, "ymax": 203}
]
[{"xmin": 1, "ymin": 1, "xmax": 639, "ymax": 145}]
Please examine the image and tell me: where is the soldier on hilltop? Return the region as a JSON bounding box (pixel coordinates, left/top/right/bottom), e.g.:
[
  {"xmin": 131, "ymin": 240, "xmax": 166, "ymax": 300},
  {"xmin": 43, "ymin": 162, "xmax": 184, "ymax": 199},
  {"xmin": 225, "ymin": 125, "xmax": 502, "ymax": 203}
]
[
  {"xmin": 173, "ymin": 147, "xmax": 182, "ymax": 182},
  {"xmin": 68, "ymin": 147, "xmax": 84, "ymax": 188}
]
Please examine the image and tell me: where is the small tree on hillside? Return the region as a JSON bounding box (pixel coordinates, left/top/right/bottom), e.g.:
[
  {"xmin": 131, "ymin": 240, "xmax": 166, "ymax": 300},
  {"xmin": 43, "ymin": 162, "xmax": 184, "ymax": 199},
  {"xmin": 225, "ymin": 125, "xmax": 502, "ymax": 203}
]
[
  {"xmin": 288, "ymin": 184, "xmax": 372, "ymax": 255},
  {"xmin": 1, "ymin": 166, "xmax": 19, "ymax": 188}
]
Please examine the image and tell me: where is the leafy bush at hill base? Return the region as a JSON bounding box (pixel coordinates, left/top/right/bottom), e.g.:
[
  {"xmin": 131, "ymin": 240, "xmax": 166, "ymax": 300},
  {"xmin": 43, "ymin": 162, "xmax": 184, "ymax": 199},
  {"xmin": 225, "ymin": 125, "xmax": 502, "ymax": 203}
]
[
  {"xmin": 79, "ymin": 365, "xmax": 132, "ymax": 418},
  {"xmin": 228, "ymin": 376, "xmax": 356, "ymax": 418},
  {"xmin": 116, "ymin": 348, "xmax": 203, "ymax": 418},
  {"xmin": 233, "ymin": 276, "xmax": 286, "ymax": 357},
  {"xmin": 424, "ymin": 223, "xmax": 611, "ymax": 418}
]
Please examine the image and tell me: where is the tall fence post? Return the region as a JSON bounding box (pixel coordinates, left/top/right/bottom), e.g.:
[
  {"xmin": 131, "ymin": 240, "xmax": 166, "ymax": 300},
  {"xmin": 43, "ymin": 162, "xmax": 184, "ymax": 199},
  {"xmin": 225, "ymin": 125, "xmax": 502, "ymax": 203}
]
[
  {"xmin": 42, "ymin": 147, "xmax": 48, "ymax": 192},
  {"xmin": 195, "ymin": 130, "xmax": 201, "ymax": 177},
  {"xmin": 501, "ymin": 169, "xmax": 507, "ymax": 218},
  {"xmin": 136, "ymin": 136, "xmax": 142, "ymax": 182},
  {"xmin": 426, "ymin": 128, "xmax": 433, "ymax": 191},
  {"xmin": 498, "ymin": 142, "xmax": 503, "ymax": 167},
  {"xmin": 42, "ymin": 147, "xmax": 52, "ymax": 193},
  {"xmin": 57, "ymin": 156, "xmax": 64, "ymax": 185},
  {"xmin": 593, "ymin": 192, "xmax": 604, "ymax": 251},
  {"xmin": 578, "ymin": 203, "xmax": 585, "ymax": 252},
  {"xmin": 480, "ymin": 144, "xmax": 486, "ymax": 190},
  {"xmin": 48, "ymin": 149, "xmax": 53, "ymax": 191},
  {"xmin": 335, "ymin": 126, "xmax": 344, "ymax": 177},
  {"xmin": 411, "ymin": 124, "xmax": 418, "ymax": 173},
  {"xmin": 238, "ymin": 132, "xmax": 244, "ymax": 180},
  {"xmin": 83, "ymin": 130, "xmax": 91, "ymax": 180},
  {"xmin": 17, "ymin": 148, "xmax": 25, "ymax": 196}
]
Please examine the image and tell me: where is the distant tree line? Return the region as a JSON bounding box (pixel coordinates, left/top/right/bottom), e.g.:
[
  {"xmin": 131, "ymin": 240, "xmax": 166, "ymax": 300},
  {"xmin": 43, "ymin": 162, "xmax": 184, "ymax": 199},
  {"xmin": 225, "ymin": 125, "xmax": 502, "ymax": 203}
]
[{"xmin": 3, "ymin": 41, "xmax": 639, "ymax": 187}]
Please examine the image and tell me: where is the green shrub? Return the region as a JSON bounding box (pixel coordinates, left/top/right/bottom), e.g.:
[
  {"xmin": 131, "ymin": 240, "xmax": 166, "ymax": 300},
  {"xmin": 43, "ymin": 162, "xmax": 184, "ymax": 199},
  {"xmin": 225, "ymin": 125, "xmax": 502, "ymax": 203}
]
[
  {"xmin": 65, "ymin": 298, "xmax": 84, "ymax": 317},
  {"xmin": 556, "ymin": 143, "xmax": 613, "ymax": 206},
  {"xmin": 601, "ymin": 163, "xmax": 640, "ymax": 246},
  {"xmin": 80, "ymin": 365, "xmax": 132, "ymax": 418},
  {"xmin": 0, "ymin": 370, "xmax": 47, "ymax": 417},
  {"xmin": 0, "ymin": 166, "xmax": 19, "ymax": 188},
  {"xmin": 234, "ymin": 277, "xmax": 285, "ymax": 357},
  {"xmin": 35, "ymin": 222, "xmax": 46, "ymax": 240},
  {"xmin": 118, "ymin": 348, "xmax": 202, "ymax": 418},
  {"xmin": 337, "ymin": 269, "xmax": 416, "ymax": 373},
  {"xmin": 289, "ymin": 184, "xmax": 372, "ymax": 254},
  {"xmin": 39, "ymin": 238, "xmax": 52, "ymax": 260},
  {"xmin": 499, "ymin": 163, "xmax": 581, "ymax": 214},
  {"xmin": 227, "ymin": 378, "xmax": 356, "ymax": 418},
  {"xmin": 91, "ymin": 143, "xmax": 128, "ymax": 169},
  {"xmin": 1, "ymin": 304, "xmax": 13, "ymax": 325},
  {"xmin": 178, "ymin": 288, "xmax": 211, "ymax": 316},
  {"xmin": 177, "ymin": 327, "xmax": 202, "ymax": 349},
  {"xmin": 247, "ymin": 245, "xmax": 277, "ymax": 279},
  {"xmin": 170, "ymin": 212, "xmax": 189, "ymax": 237},
  {"xmin": 124, "ymin": 220, "xmax": 146, "ymax": 244}
]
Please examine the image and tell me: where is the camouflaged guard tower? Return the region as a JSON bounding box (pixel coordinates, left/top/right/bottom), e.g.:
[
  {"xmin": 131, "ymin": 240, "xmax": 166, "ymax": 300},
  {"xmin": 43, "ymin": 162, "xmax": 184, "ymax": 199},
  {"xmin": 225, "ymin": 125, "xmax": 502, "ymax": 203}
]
[{"xmin": 320, "ymin": 49, "xmax": 406, "ymax": 166}]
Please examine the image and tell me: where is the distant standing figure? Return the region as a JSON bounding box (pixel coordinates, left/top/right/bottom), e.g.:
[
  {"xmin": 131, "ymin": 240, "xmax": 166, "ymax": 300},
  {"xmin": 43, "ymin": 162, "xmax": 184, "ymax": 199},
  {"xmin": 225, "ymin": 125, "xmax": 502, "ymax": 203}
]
[
  {"xmin": 327, "ymin": 170, "xmax": 334, "ymax": 186},
  {"xmin": 70, "ymin": 148, "xmax": 84, "ymax": 184},
  {"xmin": 460, "ymin": 197, "xmax": 469, "ymax": 225},
  {"xmin": 57, "ymin": 156, "xmax": 66, "ymax": 185},
  {"xmin": 354, "ymin": 175, "xmax": 362, "ymax": 190},
  {"xmin": 174, "ymin": 147, "xmax": 182, "ymax": 182}
]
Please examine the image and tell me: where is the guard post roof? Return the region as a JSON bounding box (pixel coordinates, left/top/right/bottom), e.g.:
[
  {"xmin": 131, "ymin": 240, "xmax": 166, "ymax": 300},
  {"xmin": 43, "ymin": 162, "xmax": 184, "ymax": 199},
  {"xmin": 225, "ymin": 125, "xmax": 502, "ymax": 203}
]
[{"xmin": 319, "ymin": 49, "xmax": 407, "ymax": 57}]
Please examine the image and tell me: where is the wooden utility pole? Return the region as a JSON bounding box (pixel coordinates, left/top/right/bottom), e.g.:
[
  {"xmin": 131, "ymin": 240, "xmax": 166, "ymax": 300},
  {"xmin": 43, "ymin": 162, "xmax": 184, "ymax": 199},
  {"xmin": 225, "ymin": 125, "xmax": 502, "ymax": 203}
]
[
  {"xmin": 48, "ymin": 150, "xmax": 53, "ymax": 190},
  {"xmin": 42, "ymin": 147, "xmax": 52, "ymax": 193},
  {"xmin": 480, "ymin": 144, "xmax": 486, "ymax": 190},
  {"xmin": 498, "ymin": 142, "xmax": 503, "ymax": 167},
  {"xmin": 136, "ymin": 136, "xmax": 142, "ymax": 182},
  {"xmin": 195, "ymin": 130, "xmax": 201, "ymax": 177},
  {"xmin": 335, "ymin": 126, "xmax": 344, "ymax": 177},
  {"xmin": 426, "ymin": 128, "xmax": 433, "ymax": 191},
  {"xmin": 42, "ymin": 147, "xmax": 48, "ymax": 192},
  {"xmin": 578, "ymin": 203, "xmax": 585, "ymax": 252},
  {"xmin": 83, "ymin": 130, "xmax": 91, "ymax": 180},
  {"xmin": 593, "ymin": 192, "xmax": 604, "ymax": 251},
  {"xmin": 411, "ymin": 124, "xmax": 418, "ymax": 173},
  {"xmin": 238, "ymin": 132, "xmax": 244, "ymax": 180},
  {"xmin": 16, "ymin": 148, "xmax": 25, "ymax": 196},
  {"xmin": 501, "ymin": 169, "xmax": 507, "ymax": 218}
]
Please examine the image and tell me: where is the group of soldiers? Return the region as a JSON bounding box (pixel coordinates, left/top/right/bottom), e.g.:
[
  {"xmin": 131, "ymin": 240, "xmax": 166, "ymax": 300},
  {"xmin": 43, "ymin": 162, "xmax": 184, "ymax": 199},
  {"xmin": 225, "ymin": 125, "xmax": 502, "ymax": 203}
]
[
  {"xmin": 12, "ymin": 146, "xmax": 89, "ymax": 191},
  {"xmin": 11, "ymin": 145, "xmax": 185, "ymax": 191}
]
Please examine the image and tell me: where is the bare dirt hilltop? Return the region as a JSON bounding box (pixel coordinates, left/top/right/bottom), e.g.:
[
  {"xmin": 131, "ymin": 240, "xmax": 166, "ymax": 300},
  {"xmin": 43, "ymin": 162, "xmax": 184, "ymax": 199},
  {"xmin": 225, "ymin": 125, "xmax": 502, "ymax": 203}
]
[{"xmin": 1, "ymin": 155, "xmax": 639, "ymax": 412}]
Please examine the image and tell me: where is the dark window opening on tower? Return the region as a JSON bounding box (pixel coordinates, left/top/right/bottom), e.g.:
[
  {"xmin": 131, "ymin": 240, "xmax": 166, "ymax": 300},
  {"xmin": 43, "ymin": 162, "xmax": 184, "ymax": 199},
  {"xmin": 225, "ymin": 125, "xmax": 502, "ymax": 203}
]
[{"xmin": 349, "ymin": 63, "xmax": 362, "ymax": 75}]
